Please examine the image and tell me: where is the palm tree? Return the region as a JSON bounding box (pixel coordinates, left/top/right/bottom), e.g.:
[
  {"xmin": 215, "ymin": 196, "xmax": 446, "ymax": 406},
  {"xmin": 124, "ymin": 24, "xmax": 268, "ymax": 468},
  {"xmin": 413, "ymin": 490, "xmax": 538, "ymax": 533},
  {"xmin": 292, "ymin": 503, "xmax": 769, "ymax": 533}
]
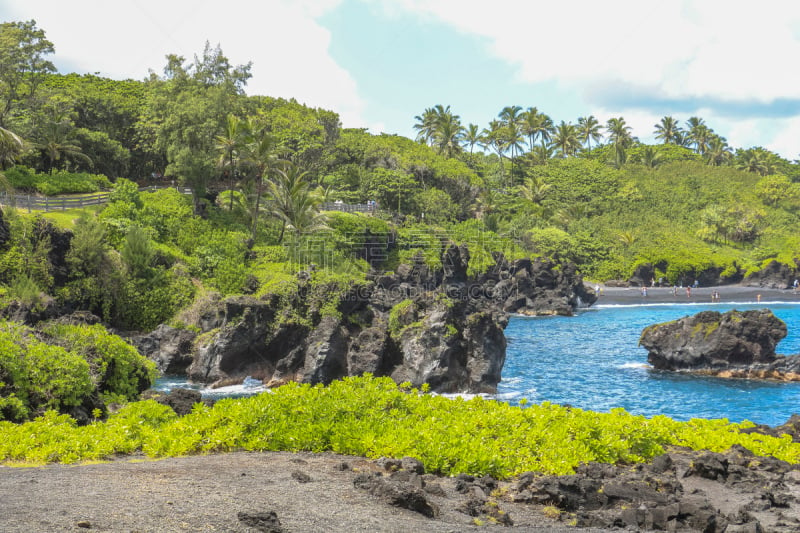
[
  {"xmin": 577, "ymin": 115, "xmax": 602, "ymax": 151},
  {"xmin": 605, "ymin": 117, "xmax": 633, "ymax": 148},
  {"xmin": 266, "ymin": 161, "xmax": 327, "ymax": 244},
  {"xmin": 413, "ymin": 107, "xmax": 437, "ymax": 145},
  {"xmin": 521, "ymin": 107, "xmax": 554, "ymax": 151},
  {"xmin": 529, "ymin": 143, "xmax": 555, "ymax": 165},
  {"xmin": 431, "ymin": 110, "xmax": 464, "ymax": 158},
  {"xmin": 242, "ymin": 124, "xmax": 285, "ymax": 240},
  {"xmin": 551, "ymin": 121, "xmax": 581, "ymax": 157},
  {"xmin": 686, "ymin": 117, "xmax": 714, "ymax": 154},
  {"xmin": 705, "ymin": 136, "xmax": 732, "ymax": 166},
  {"xmin": 606, "ymin": 117, "xmax": 632, "ymax": 168},
  {"xmin": 688, "ymin": 124, "xmax": 713, "ymax": 155},
  {"xmin": 462, "ymin": 123, "xmax": 483, "ymax": 154},
  {"xmin": 34, "ymin": 112, "xmax": 91, "ymax": 172},
  {"xmin": 654, "ymin": 116, "xmax": 682, "ymax": 144},
  {"xmin": 498, "ymin": 105, "xmax": 526, "ymax": 181},
  {"xmin": 413, "ymin": 104, "xmax": 455, "ymax": 146},
  {"xmin": 0, "ymin": 126, "xmax": 24, "ymax": 170},
  {"xmin": 214, "ymin": 114, "xmax": 248, "ymax": 211},
  {"xmin": 735, "ymin": 147, "xmax": 776, "ymax": 176},
  {"xmin": 518, "ymin": 175, "xmax": 551, "ymax": 204},
  {"xmin": 635, "ymin": 146, "xmax": 662, "ymax": 168},
  {"xmin": 482, "ymin": 120, "xmax": 508, "ymax": 160}
]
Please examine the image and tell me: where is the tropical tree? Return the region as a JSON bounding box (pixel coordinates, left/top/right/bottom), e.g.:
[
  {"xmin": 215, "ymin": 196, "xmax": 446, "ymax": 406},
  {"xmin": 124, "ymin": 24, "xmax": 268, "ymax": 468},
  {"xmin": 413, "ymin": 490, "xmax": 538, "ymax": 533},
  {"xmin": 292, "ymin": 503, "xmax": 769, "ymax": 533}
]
[
  {"xmin": 551, "ymin": 121, "xmax": 581, "ymax": 157},
  {"xmin": 214, "ymin": 113, "xmax": 248, "ymax": 210},
  {"xmin": 482, "ymin": 120, "xmax": 507, "ymax": 160},
  {"xmin": 266, "ymin": 161, "xmax": 327, "ymax": 244},
  {"xmin": 431, "ymin": 109, "xmax": 464, "ymax": 158},
  {"xmin": 498, "ymin": 105, "xmax": 526, "ymax": 180},
  {"xmin": 0, "ymin": 125, "xmax": 24, "ymax": 169},
  {"xmin": 462, "ymin": 123, "xmax": 483, "ymax": 154},
  {"xmin": 529, "ymin": 143, "xmax": 555, "ymax": 165},
  {"xmin": 654, "ymin": 116, "xmax": 682, "ymax": 144},
  {"xmin": 242, "ymin": 125, "xmax": 285, "ymax": 240},
  {"xmin": 0, "ymin": 20, "xmax": 56, "ymax": 128},
  {"xmin": 606, "ymin": 117, "xmax": 632, "ymax": 167},
  {"xmin": 577, "ymin": 115, "xmax": 602, "ymax": 151},
  {"xmin": 518, "ymin": 175, "xmax": 551, "ymax": 204},
  {"xmin": 735, "ymin": 147, "xmax": 778, "ymax": 176},
  {"xmin": 755, "ymin": 174, "xmax": 800, "ymax": 206},
  {"xmin": 605, "ymin": 117, "xmax": 633, "ymax": 148},
  {"xmin": 686, "ymin": 116, "xmax": 713, "ymax": 154},
  {"xmin": 521, "ymin": 107, "xmax": 553, "ymax": 150},
  {"xmin": 413, "ymin": 106, "xmax": 438, "ymax": 145},
  {"xmin": 33, "ymin": 110, "xmax": 92, "ymax": 172},
  {"xmin": 704, "ymin": 136, "xmax": 733, "ymax": 167},
  {"xmin": 633, "ymin": 145, "xmax": 662, "ymax": 168}
]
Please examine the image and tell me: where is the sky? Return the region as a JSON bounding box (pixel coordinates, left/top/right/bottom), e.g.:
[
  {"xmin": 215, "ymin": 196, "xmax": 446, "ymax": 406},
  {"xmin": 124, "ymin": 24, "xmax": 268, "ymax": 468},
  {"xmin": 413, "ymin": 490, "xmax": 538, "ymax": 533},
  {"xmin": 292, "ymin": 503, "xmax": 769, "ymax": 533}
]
[{"xmin": 4, "ymin": 0, "xmax": 800, "ymax": 159}]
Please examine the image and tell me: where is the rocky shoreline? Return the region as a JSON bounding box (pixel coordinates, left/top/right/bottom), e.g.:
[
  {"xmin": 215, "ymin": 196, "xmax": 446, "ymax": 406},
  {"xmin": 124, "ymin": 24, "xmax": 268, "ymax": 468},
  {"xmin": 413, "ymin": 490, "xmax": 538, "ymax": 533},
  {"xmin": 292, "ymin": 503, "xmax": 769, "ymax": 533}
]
[{"xmin": 135, "ymin": 246, "xmax": 595, "ymax": 394}]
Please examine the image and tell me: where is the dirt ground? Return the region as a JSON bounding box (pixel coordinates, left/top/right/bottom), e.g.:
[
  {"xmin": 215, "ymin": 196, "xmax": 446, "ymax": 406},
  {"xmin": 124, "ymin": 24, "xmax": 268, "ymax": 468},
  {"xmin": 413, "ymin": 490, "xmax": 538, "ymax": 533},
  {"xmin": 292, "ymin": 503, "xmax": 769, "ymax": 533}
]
[{"xmin": 0, "ymin": 451, "xmax": 609, "ymax": 533}]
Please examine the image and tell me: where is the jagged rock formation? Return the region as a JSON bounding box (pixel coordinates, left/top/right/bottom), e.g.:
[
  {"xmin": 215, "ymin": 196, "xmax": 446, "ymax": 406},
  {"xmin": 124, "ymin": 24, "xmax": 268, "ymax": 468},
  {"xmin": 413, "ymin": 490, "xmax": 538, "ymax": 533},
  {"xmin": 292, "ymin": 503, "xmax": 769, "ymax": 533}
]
[
  {"xmin": 513, "ymin": 444, "xmax": 800, "ymax": 532},
  {"xmin": 744, "ymin": 259, "xmax": 800, "ymax": 289},
  {"xmin": 137, "ymin": 245, "xmax": 594, "ymax": 393},
  {"xmin": 639, "ymin": 309, "xmax": 800, "ymax": 380},
  {"xmin": 132, "ymin": 324, "xmax": 197, "ymax": 374}
]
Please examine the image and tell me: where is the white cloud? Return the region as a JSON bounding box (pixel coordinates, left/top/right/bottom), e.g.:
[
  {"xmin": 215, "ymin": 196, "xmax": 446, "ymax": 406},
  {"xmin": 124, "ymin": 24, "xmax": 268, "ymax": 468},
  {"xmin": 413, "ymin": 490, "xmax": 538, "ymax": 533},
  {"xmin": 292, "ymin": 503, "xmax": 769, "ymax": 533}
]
[
  {"xmin": 385, "ymin": 0, "xmax": 800, "ymax": 103},
  {"xmin": 1, "ymin": 0, "xmax": 373, "ymax": 129}
]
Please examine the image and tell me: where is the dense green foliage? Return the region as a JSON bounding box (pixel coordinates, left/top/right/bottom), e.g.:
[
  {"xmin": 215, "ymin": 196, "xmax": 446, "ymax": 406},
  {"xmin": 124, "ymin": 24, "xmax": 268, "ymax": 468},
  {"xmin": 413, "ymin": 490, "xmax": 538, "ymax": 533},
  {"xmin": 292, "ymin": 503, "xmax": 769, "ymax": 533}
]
[
  {"xmin": 4, "ymin": 165, "xmax": 111, "ymax": 195},
  {"xmin": 0, "ymin": 320, "xmax": 156, "ymax": 421},
  {"xmin": 1, "ymin": 376, "xmax": 797, "ymax": 477}
]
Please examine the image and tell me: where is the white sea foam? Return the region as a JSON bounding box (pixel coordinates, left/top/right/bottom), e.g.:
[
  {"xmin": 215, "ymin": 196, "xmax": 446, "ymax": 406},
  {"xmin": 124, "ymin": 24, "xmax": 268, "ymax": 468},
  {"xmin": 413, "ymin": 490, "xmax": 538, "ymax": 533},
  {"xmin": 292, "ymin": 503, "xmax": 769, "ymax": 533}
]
[
  {"xmin": 595, "ymin": 301, "xmax": 800, "ymax": 309},
  {"xmin": 617, "ymin": 362, "xmax": 650, "ymax": 370}
]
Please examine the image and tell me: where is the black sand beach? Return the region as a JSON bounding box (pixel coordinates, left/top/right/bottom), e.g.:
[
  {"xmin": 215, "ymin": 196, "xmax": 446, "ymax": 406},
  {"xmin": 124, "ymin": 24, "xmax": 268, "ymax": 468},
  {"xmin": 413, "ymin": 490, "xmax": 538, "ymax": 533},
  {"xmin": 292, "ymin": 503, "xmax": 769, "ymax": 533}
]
[{"xmin": 592, "ymin": 284, "xmax": 800, "ymax": 306}]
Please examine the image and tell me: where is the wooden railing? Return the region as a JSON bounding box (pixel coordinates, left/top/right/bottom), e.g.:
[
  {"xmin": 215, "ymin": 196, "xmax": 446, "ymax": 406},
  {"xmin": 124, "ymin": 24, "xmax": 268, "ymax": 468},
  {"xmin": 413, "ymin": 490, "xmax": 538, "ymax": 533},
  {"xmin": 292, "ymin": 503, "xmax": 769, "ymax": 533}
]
[
  {"xmin": 0, "ymin": 187, "xmax": 379, "ymax": 215},
  {"xmin": 321, "ymin": 202, "xmax": 378, "ymax": 213},
  {"xmin": 0, "ymin": 186, "xmax": 193, "ymax": 212}
]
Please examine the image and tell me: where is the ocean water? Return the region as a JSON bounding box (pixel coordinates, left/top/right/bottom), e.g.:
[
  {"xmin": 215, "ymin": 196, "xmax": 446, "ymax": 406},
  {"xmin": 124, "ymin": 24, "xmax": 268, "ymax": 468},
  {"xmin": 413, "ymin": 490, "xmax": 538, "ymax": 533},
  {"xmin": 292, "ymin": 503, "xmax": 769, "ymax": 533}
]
[
  {"xmin": 154, "ymin": 300, "xmax": 800, "ymax": 426},
  {"xmin": 499, "ymin": 301, "xmax": 800, "ymax": 425}
]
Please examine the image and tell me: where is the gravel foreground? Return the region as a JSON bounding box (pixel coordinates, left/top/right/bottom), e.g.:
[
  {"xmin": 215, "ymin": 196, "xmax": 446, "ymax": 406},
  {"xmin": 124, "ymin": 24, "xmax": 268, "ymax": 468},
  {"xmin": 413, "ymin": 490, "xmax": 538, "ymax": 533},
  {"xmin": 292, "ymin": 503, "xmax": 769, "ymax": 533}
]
[{"xmin": 0, "ymin": 451, "xmax": 601, "ymax": 533}]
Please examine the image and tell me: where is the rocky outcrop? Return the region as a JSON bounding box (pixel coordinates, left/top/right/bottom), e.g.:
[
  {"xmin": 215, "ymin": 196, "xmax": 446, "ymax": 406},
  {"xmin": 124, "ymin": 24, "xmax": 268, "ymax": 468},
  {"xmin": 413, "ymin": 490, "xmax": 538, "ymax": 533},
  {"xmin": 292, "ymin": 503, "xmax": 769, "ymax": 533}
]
[
  {"xmin": 146, "ymin": 245, "xmax": 594, "ymax": 394},
  {"xmin": 744, "ymin": 259, "xmax": 799, "ymax": 289},
  {"xmin": 132, "ymin": 324, "xmax": 197, "ymax": 374},
  {"xmin": 511, "ymin": 444, "xmax": 800, "ymax": 532},
  {"xmin": 639, "ymin": 309, "xmax": 800, "ymax": 380}
]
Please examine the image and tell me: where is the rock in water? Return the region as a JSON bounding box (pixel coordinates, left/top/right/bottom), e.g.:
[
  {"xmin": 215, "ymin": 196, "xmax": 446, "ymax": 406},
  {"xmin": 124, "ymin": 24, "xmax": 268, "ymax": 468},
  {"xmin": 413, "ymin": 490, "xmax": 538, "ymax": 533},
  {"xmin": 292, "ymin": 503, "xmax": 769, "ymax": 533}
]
[{"xmin": 639, "ymin": 309, "xmax": 787, "ymax": 371}]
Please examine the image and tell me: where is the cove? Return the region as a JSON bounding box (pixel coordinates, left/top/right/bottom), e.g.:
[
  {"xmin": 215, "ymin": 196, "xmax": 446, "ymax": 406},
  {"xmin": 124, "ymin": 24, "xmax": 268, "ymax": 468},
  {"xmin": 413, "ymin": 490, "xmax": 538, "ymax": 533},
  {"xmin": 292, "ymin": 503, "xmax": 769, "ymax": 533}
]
[{"xmin": 499, "ymin": 301, "xmax": 800, "ymax": 426}]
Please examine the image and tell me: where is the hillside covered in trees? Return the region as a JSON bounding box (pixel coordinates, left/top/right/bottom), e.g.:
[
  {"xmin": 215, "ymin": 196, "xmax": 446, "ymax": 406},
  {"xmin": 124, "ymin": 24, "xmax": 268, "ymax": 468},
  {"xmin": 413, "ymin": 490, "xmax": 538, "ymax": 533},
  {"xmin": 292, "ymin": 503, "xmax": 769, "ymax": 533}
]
[{"xmin": 1, "ymin": 19, "xmax": 800, "ymax": 420}]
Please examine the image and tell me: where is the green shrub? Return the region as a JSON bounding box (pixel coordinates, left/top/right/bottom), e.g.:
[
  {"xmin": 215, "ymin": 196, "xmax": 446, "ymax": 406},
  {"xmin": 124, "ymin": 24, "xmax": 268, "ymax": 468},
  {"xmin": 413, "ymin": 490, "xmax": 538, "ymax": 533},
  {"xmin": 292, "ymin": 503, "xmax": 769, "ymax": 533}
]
[
  {"xmin": 4, "ymin": 166, "xmax": 111, "ymax": 195},
  {"xmin": 2, "ymin": 376, "xmax": 799, "ymax": 476},
  {"xmin": 0, "ymin": 320, "xmax": 156, "ymax": 421},
  {"xmin": 41, "ymin": 323, "xmax": 157, "ymax": 402}
]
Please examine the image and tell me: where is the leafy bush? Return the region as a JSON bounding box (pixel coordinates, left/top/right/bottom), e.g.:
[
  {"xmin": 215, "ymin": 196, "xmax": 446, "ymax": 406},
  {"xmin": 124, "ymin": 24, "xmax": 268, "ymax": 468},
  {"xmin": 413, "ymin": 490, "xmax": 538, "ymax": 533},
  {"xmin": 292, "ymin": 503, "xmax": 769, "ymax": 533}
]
[
  {"xmin": 41, "ymin": 323, "xmax": 157, "ymax": 403},
  {"xmin": 0, "ymin": 320, "xmax": 156, "ymax": 421},
  {"xmin": 1, "ymin": 376, "xmax": 799, "ymax": 477},
  {"xmin": 3, "ymin": 166, "xmax": 111, "ymax": 195}
]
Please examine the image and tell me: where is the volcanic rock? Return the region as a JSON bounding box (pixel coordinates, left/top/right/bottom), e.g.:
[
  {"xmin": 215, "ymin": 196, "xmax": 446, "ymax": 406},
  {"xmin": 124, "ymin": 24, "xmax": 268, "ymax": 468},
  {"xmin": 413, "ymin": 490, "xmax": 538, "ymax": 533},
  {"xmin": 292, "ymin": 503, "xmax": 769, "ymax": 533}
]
[{"xmin": 639, "ymin": 309, "xmax": 787, "ymax": 371}]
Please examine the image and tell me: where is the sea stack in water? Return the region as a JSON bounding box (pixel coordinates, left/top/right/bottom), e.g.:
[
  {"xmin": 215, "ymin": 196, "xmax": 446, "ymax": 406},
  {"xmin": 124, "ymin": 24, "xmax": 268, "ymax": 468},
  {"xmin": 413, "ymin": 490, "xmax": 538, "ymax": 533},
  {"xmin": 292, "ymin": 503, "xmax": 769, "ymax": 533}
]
[{"xmin": 639, "ymin": 309, "xmax": 800, "ymax": 380}]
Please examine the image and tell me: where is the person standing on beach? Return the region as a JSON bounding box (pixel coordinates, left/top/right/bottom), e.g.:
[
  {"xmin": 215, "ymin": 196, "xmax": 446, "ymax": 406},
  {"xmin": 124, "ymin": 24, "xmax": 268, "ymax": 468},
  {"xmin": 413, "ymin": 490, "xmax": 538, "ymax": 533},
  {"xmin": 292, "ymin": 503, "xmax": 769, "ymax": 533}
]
[{"xmin": 686, "ymin": 286, "xmax": 692, "ymax": 298}]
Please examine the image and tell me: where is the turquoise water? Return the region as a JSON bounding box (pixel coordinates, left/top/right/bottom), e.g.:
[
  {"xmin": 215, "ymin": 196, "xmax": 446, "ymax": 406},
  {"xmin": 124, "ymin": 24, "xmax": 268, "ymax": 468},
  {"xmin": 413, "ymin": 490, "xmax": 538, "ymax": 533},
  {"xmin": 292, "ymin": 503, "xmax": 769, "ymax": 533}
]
[{"xmin": 499, "ymin": 301, "xmax": 800, "ymax": 425}]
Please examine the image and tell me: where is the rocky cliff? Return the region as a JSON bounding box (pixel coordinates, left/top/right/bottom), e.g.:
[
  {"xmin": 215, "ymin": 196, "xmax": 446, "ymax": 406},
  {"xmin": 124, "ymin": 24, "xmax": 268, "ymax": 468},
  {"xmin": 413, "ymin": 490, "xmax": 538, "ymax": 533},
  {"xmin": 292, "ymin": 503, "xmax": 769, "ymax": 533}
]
[
  {"xmin": 639, "ymin": 309, "xmax": 800, "ymax": 380},
  {"xmin": 135, "ymin": 245, "xmax": 595, "ymax": 393}
]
